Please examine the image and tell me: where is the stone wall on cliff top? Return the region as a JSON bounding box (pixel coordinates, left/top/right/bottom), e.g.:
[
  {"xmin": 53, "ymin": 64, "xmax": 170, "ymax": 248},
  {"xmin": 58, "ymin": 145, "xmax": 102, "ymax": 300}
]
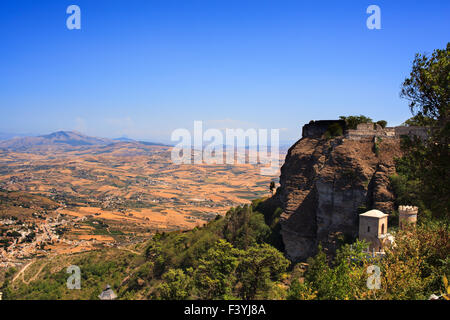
[{"xmin": 277, "ymin": 122, "xmax": 405, "ymax": 261}]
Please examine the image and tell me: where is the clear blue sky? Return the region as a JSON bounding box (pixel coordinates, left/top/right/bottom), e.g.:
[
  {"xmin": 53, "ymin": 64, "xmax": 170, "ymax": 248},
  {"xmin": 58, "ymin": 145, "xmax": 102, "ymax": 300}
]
[{"xmin": 0, "ymin": 0, "xmax": 449, "ymax": 144}]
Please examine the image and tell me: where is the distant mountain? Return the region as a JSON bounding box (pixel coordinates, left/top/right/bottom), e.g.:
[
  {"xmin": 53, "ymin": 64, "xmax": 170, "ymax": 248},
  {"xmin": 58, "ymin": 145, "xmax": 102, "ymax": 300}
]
[
  {"xmin": 137, "ymin": 140, "xmax": 170, "ymax": 147},
  {"xmin": 113, "ymin": 137, "xmax": 172, "ymax": 146},
  {"xmin": 114, "ymin": 136, "xmax": 135, "ymax": 142},
  {"xmin": 0, "ymin": 131, "xmax": 169, "ymax": 151},
  {"xmin": 39, "ymin": 131, "xmax": 114, "ymax": 146},
  {"xmin": 0, "ymin": 131, "xmax": 114, "ymax": 151}
]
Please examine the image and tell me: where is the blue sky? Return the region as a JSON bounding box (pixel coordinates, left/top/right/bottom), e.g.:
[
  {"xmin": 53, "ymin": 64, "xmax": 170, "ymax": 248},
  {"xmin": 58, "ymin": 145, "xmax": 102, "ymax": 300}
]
[{"xmin": 0, "ymin": 0, "xmax": 449, "ymax": 144}]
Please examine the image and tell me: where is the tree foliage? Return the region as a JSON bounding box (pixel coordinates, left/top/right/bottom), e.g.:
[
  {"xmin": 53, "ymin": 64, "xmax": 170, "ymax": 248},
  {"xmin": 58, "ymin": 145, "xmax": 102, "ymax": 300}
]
[
  {"xmin": 339, "ymin": 115, "xmax": 373, "ymax": 129},
  {"xmin": 400, "ymin": 43, "xmax": 449, "ymax": 126},
  {"xmin": 158, "ymin": 268, "xmax": 193, "ymax": 300},
  {"xmin": 194, "ymin": 240, "xmax": 240, "ymax": 299},
  {"xmin": 376, "ymin": 120, "xmax": 388, "ymax": 128},
  {"xmin": 236, "ymin": 244, "xmax": 289, "ymax": 299},
  {"xmin": 397, "ymin": 43, "xmax": 450, "ymax": 218}
]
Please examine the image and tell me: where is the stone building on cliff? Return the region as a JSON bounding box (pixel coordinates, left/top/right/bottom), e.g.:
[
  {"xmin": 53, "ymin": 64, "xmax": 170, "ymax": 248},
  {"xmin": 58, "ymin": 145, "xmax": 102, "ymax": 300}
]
[
  {"xmin": 278, "ymin": 119, "xmax": 426, "ymax": 261},
  {"xmin": 358, "ymin": 206, "xmax": 418, "ymax": 253},
  {"xmin": 302, "ymin": 119, "xmax": 429, "ymax": 141}
]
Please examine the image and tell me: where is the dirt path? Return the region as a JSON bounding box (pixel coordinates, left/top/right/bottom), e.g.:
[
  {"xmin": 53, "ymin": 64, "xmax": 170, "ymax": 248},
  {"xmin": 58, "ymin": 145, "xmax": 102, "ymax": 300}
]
[
  {"xmin": 119, "ymin": 247, "xmax": 141, "ymax": 255},
  {"xmin": 12, "ymin": 260, "xmax": 34, "ymax": 283},
  {"xmin": 12, "ymin": 258, "xmax": 52, "ymax": 285},
  {"xmin": 24, "ymin": 261, "xmax": 48, "ymax": 285}
]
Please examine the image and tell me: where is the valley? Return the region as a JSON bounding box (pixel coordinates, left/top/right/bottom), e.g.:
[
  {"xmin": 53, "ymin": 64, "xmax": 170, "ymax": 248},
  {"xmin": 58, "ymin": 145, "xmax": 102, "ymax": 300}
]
[{"xmin": 0, "ymin": 134, "xmax": 282, "ymax": 269}]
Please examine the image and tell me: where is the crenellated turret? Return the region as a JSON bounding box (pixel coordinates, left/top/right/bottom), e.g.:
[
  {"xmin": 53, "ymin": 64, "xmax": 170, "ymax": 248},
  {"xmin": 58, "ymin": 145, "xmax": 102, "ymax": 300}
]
[{"xmin": 398, "ymin": 205, "xmax": 418, "ymax": 229}]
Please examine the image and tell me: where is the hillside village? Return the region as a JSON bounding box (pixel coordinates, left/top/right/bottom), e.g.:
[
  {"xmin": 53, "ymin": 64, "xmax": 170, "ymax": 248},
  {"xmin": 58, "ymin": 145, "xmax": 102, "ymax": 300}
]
[{"xmin": 0, "ymin": 211, "xmax": 115, "ymax": 269}]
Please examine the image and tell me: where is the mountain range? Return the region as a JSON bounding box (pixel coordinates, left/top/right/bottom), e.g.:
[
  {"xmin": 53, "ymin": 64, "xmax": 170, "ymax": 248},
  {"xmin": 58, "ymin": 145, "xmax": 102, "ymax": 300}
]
[{"xmin": 0, "ymin": 131, "xmax": 167, "ymax": 151}]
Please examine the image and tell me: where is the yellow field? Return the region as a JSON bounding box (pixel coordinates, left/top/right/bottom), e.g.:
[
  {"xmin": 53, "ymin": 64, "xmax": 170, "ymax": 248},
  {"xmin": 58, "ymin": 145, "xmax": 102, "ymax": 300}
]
[{"xmin": 0, "ymin": 143, "xmax": 283, "ymax": 248}]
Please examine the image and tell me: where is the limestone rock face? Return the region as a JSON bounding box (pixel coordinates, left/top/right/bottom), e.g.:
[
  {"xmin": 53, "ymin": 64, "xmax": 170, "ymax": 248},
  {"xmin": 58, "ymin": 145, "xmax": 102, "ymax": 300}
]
[{"xmin": 278, "ymin": 135, "xmax": 402, "ymax": 261}]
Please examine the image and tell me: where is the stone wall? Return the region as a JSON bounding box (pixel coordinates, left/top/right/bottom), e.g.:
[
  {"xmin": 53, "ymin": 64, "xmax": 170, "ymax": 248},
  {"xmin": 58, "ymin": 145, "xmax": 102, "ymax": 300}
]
[
  {"xmin": 394, "ymin": 126, "xmax": 429, "ymax": 140},
  {"xmin": 303, "ymin": 120, "xmax": 428, "ymax": 141},
  {"xmin": 346, "ymin": 128, "xmax": 394, "ymax": 140},
  {"xmin": 346, "ymin": 124, "xmax": 428, "ymax": 141}
]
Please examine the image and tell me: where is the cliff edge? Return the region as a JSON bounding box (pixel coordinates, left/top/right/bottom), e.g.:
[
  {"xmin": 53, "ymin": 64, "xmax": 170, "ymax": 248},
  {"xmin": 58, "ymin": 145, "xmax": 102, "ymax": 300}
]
[{"xmin": 278, "ymin": 121, "xmax": 411, "ymax": 261}]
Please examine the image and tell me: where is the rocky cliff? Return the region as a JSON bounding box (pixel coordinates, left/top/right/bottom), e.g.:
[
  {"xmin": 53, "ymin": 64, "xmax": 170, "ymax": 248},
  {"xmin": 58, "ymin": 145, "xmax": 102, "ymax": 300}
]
[{"xmin": 277, "ymin": 123, "xmax": 403, "ymax": 261}]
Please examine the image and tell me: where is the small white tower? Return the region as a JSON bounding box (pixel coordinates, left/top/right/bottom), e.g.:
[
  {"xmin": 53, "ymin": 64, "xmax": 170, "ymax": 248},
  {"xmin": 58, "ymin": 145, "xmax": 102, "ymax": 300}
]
[
  {"xmin": 359, "ymin": 209, "xmax": 388, "ymax": 252},
  {"xmin": 399, "ymin": 205, "xmax": 418, "ymax": 229}
]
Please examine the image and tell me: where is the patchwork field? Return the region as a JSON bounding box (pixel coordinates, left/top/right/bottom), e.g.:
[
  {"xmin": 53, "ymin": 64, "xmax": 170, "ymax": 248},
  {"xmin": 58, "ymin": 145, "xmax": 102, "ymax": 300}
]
[{"xmin": 0, "ymin": 141, "xmax": 283, "ymax": 255}]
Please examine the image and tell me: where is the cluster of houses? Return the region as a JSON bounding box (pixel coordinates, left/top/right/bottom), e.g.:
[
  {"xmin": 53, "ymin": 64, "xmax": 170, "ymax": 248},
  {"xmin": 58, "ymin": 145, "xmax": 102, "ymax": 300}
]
[
  {"xmin": 0, "ymin": 215, "xmax": 64, "ymax": 267},
  {"xmin": 0, "ymin": 213, "xmax": 112, "ymax": 269}
]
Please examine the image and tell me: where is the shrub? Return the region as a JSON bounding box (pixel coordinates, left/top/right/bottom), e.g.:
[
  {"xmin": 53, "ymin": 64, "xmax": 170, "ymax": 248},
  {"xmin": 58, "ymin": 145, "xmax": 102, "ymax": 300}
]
[
  {"xmin": 158, "ymin": 268, "xmax": 193, "ymax": 300},
  {"xmin": 287, "ymin": 279, "xmax": 317, "ymax": 300},
  {"xmin": 324, "ymin": 123, "xmax": 343, "ymax": 139},
  {"xmin": 340, "ymin": 115, "xmax": 373, "ymax": 129},
  {"xmin": 376, "ymin": 120, "xmax": 388, "ymax": 128}
]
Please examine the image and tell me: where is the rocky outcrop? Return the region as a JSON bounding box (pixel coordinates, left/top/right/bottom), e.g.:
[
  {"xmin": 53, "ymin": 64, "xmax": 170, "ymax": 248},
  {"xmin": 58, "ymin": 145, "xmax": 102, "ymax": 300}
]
[{"xmin": 277, "ymin": 128, "xmax": 403, "ymax": 261}]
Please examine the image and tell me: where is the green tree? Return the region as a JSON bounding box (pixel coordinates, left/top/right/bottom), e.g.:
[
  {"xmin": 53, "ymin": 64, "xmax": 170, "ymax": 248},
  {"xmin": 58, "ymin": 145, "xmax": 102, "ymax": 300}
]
[
  {"xmin": 324, "ymin": 123, "xmax": 343, "ymax": 139},
  {"xmin": 223, "ymin": 205, "xmax": 270, "ymax": 250},
  {"xmin": 403, "ymin": 114, "xmax": 436, "ymax": 127},
  {"xmin": 236, "ymin": 244, "xmax": 289, "ymax": 299},
  {"xmin": 193, "ymin": 240, "xmax": 239, "ymax": 299},
  {"xmin": 339, "ymin": 115, "xmax": 373, "ymax": 129},
  {"xmin": 287, "ymin": 278, "xmax": 317, "ymax": 300},
  {"xmin": 398, "ymin": 43, "xmax": 450, "ymax": 218},
  {"xmin": 400, "ymin": 43, "xmax": 449, "ymax": 127},
  {"xmin": 376, "ymin": 120, "xmax": 388, "ymax": 128},
  {"xmin": 304, "ymin": 242, "xmax": 371, "ymax": 300},
  {"xmin": 378, "ymin": 222, "xmax": 450, "ymax": 299},
  {"xmin": 158, "ymin": 268, "xmax": 193, "ymax": 300}
]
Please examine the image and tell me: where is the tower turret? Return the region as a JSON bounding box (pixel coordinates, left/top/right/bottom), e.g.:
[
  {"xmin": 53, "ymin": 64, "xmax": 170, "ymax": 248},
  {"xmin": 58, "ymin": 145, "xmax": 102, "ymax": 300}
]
[{"xmin": 398, "ymin": 205, "xmax": 418, "ymax": 229}]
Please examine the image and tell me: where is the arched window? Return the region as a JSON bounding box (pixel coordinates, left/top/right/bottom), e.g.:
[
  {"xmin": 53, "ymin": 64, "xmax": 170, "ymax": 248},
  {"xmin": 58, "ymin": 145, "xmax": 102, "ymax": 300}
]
[
  {"xmin": 367, "ymin": 226, "xmax": 370, "ymax": 233},
  {"xmin": 381, "ymin": 223, "xmax": 385, "ymax": 234}
]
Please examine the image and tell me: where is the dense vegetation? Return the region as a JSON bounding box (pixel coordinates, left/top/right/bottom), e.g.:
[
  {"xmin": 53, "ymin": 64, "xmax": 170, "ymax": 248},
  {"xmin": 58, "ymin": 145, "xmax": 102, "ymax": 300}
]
[
  {"xmin": 2, "ymin": 197, "xmax": 448, "ymax": 300},
  {"xmin": 391, "ymin": 43, "xmax": 449, "ymax": 219},
  {"xmin": 2, "ymin": 199, "xmax": 291, "ymax": 300}
]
